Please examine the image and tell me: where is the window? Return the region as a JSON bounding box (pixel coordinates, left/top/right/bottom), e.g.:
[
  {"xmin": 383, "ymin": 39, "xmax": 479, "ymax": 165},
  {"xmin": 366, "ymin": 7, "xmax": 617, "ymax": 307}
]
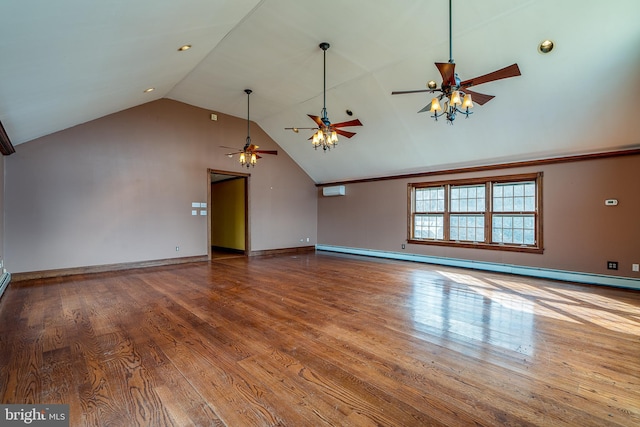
[{"xmin": 408, "ymin": 173, "xmax": 542, "ymax": 253}]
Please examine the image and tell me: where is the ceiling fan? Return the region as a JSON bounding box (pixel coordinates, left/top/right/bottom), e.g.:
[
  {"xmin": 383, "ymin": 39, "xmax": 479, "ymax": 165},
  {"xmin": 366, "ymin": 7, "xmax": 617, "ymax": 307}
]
[
  {"xmin": 392, "ymin": 0, "xmax": 521, "ymax": 123},
  {"xmin": 222, "ymin": 89, "xmax": 277, "ymax": 167},
  {"xmin": 285, "ymin": 42, "xmax": 363, "ymax": 151}
]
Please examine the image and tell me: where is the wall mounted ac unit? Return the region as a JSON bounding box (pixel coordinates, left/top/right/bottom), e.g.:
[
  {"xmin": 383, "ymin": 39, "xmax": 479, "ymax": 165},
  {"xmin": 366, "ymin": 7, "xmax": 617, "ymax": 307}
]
[{"xmin": 322, "ymin": 185, "xmax": 346, "ymax": 197}]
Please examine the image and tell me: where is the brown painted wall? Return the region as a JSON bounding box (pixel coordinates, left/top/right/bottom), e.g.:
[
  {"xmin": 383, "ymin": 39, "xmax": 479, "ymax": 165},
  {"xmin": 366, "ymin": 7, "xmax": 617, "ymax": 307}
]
[
  {"xmin": 318, "ymin": 154, "xmax": 640, "ymax": 279},
  {"xmin": 4, "ymin": 99, "xmax": 317, "ymax": 273}
]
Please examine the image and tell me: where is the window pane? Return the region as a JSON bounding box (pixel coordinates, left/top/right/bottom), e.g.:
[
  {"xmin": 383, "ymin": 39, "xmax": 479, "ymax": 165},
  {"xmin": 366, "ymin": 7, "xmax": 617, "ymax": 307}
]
[
  {"xmin": 492, "ymin": 214, "xmax": 535, "ymax": 245},
  {"xmin": 525, "ymin": 183, "xmax": 535, "ymax": 196},
  {"xmin": 451, "ymin": 184, "xmax": 485, "ymax": 212},
  {"xmin": 524, "ymin": 229, "xmax": 535, "ymax": 245},
  {"xmin": 524, "ymin": 196, "xmax": 535, "ymax": 211},
  {"xmin": 514, "ymin": 197, "xmax": 524, "ymax": 211},
  {"xmin": 494, "ymin": 181, "xmax": 536, "ymax": 213},
  {"xmin": 514, "ymin": 217, "xmax": 523, "ymax": 228},
  {"xmin": 416, "ymin": 187, "xmax": 445, "ymax": 213},
  {"xmin": 414, "ymin": 214, "xmax": 444, "ymax": 239},
  {"xmin": 524, "ymin": 216, "xmax": 534, "ymax": 229},
  {"xmin": 450, "ymin": 215, "xmax": 485, "ymax": 242}
]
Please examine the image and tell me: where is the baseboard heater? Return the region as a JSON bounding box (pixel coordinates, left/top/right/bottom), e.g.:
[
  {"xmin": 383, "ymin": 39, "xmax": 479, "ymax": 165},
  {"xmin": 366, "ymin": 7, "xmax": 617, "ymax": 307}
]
[{"xmin": 0, "ymin": 272, "xmax": 10, "ymax": 300}]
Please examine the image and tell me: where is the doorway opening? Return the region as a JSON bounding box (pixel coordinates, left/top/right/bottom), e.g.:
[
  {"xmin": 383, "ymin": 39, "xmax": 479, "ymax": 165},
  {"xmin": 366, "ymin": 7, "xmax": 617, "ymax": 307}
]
[{"xmin": 208, "ymin": 169, "xmax": 249, "ymax": 260}]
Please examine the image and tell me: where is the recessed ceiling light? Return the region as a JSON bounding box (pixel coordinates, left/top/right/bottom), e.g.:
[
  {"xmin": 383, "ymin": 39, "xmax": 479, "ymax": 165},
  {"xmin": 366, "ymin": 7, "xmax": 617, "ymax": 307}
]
[
  {"xmin": 143, "ymin": 87, "xmax": 155, "ymax": 93},
  {"xmin": 538, "ymin": 40, "xmax": 554, "ymax": 54},
  {"xmin": 178, "ymin": 44, "xmax": 192, "ymax": 51}
]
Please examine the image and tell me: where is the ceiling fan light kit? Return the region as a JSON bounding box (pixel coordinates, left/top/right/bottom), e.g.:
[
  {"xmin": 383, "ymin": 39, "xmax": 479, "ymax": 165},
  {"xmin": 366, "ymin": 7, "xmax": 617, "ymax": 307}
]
[
  {"xmin": 391, "ymin": 0, "xmax": 521, "ymax": 124},
  {"xmin": 286, "ymin": 42, "xmax": 362, "ymax": 151},
  {"xmin": 221, "ymin": 89, "xmax": 277, "ymax": 168}
]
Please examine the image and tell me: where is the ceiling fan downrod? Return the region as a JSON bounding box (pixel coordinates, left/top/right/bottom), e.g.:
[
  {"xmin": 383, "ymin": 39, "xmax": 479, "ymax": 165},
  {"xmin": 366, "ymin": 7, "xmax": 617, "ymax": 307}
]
[
  {"xmin": 244, "ymin": 89, "xmax": 252, "ymax": 150},
  {"xmin": 319, "ymin": 42, "xmax": 330, "ymax": 127}
]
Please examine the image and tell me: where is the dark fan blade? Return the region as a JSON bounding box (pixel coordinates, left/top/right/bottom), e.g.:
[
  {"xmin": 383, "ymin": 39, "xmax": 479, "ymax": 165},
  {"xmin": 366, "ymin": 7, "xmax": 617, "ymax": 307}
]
[
  {"xmin": 255, "ymin": 150, "xmax": 278, "ymax": 155},
  {"xmin": 435, "ymin": 62, "xmax": 456, "ymax": 86},
  {"xmin": 331, "ymin": 118, "xmax": 362, "ymax": 128},
  {"xmin": 463, "ymin": 89, "xmax": 495, "ymax": 106},
  {"xmin": 335, "ymin": 129, "xmax": 357, "ymax": 138},
  {"xmin": 307, "ymin": 115, "xmax": 324, "ymax": 127},
  {"xmin": 392, "ymin": 89, "xmax": 431, "ymax": 95},
  {"xmin": 460, "ymin": 63, "xmax": 521, "ymax": 88},
  {"xmin": 220, "ymin": 146, "xmax": 239, "ymax": 150}
]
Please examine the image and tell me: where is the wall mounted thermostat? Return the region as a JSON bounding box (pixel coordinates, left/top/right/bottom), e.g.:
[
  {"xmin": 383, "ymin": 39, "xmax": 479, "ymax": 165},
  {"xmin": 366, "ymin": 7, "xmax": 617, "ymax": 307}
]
[{"xmin": 605, "ymin": 199, "xmax": 618, "ymax": 206}]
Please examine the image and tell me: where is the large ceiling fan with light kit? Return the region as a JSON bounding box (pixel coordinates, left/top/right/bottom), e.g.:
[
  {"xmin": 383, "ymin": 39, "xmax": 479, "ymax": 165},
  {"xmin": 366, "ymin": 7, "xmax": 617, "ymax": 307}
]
[
  {"xmin": 286, "ymin": 42, "xmax": 363, "ymax": 151},
  {"xmin": 222, "ymin": 89, "xmax": 277, "ymax": 167},
  {"xmin": 392, "ymin": 0, "xmax": 521, "ymax": 124}
]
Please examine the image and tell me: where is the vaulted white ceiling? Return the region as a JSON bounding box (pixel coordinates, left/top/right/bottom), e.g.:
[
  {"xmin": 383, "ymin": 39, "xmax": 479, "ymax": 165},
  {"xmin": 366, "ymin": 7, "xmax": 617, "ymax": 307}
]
[{"xmin": 1, "ymin": 0, "xmax": 639, "ymax": 183}]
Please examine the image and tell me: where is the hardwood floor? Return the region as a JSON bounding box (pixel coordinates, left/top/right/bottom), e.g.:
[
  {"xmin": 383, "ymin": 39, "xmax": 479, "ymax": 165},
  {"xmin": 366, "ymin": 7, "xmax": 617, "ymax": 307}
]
[{"xmin": 1, "ymin": 252, "xmax": 638, "ymax": 426}]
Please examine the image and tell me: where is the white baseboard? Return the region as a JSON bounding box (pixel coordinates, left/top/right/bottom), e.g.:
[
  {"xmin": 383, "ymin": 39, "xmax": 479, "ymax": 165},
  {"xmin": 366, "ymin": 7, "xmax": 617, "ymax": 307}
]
[{"xmin": 316, "ymin": 245, "xmax": 640, "ymax": 291}]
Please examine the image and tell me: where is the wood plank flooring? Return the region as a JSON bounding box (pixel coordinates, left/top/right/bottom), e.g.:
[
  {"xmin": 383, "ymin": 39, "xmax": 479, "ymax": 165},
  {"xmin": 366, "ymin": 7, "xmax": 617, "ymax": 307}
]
[{"xmin": 1, "ymin": 252, "xmax": 639, "ymax": 426}]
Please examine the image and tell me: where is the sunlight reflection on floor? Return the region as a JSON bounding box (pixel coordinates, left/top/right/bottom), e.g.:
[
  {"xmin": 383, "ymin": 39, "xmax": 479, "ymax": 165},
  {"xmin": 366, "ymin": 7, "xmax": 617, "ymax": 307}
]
[
  {"xmin": 414, "ymin": 270, "xmax": 640, "ymax": 338},
  {"xmin": 411, "ymin": 271, "xmax": 535, "ymax": 356}
]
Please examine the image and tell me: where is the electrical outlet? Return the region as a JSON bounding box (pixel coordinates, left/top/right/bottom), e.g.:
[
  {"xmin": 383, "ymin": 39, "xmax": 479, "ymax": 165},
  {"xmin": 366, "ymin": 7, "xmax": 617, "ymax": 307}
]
[
  {"xmin": 176, "ymin": 246, "xmax": 180, "ymax": 252},
  {"xmin": 607, "ymin": 261, "xmax": 618, "ymax": 270},
  {"xmin": 633, "ymin": 264, "xmax": 639, "ymax": 272}
]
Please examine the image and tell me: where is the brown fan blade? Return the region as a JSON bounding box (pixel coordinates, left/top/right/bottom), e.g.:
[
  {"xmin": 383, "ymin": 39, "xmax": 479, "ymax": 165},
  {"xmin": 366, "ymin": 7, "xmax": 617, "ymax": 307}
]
[
  {"xmin": 392, "ymin": 89, "xmax": 431, "ymax": 95},
  {"xmin": 463, "ymin": 89, "xmax": 495, "ymax": 106},
  {"xmin": 331, "ymin": 118, "xmax": 362, "ymax": 128},
  {"xmin": 307, "ymin": 115, "xmax": 324, "ymax": 127},
  {"xmin": 255, "ymin": 150, "xmax": 278, "ymax": 155},
  {"xmin": 435, "ymin": 62, "xmax": 456, "ymax": 86},
  {"xmin": 220, "ymin": 146, "xmax": 239, "ymax": 150},
  {"xmin": 460, "ymin": 63, "xmax": 521, "ymax": 88},
  {"xmin": 335, "ymin": 129, "xmax": 357, "ymax": 138}
]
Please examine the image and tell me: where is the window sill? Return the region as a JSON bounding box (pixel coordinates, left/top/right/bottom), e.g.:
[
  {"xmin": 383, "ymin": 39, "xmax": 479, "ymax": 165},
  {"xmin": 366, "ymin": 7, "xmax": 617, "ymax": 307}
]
[{"xmin": 407, "ymin": 239, "xmax": 544, "ymax": 254}]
